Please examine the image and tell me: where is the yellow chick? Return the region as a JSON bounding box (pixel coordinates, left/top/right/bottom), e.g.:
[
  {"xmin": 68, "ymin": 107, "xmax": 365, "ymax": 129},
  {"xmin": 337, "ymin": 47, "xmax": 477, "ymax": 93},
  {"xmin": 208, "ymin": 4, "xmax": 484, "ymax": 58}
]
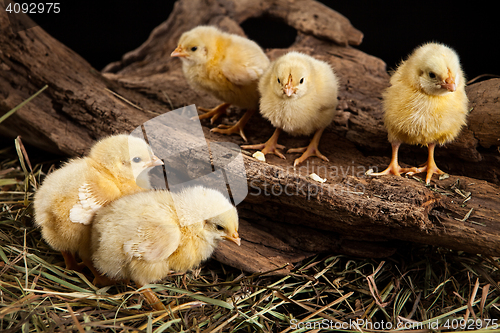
[
  {"xmin": 90, "ymin": 186, "xmax": 240, "ymax": 310},
  {"xmin": 171, "ymin": 25, "xmax": 270, "ymax": 141},
  {"xmin": 371, "ymin": 42, "xmax": 469, "ymax": 184},
  {"xmin": 34, "ymin": 134, "xmax": 163, "ymax": 273},
  {"xmin": 242, "ymin": 51, "xmax": 339, "ymax": 166}
]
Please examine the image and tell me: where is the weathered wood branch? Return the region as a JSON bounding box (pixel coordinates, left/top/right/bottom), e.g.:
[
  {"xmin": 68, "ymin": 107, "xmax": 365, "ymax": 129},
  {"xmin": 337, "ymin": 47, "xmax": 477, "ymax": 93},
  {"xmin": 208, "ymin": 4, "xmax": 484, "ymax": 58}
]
[{"xmin": 1, "ymin": 0, "xmax": 499, "ymax": 275}]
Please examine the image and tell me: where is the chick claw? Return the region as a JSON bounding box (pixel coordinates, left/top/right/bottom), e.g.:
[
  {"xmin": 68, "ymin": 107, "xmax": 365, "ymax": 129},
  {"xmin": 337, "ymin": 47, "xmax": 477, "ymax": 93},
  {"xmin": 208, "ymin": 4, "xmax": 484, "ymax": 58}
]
[
  {"xmin": 193, "ymin": 103, "xmax": 231, "ymax": 124},
  {"xmin": 370, "ymin": 142, "xmax": 420, "ymax": 178},
  {"xmin": 375, "ymin": 142, "xmax": 445, "ymax": 184},
  {"xmin": 407, "ymin": 143, "xmax": 445, "ymax": 184},
  {"xmin": 210, "ymin": 108, "xmax": 256, "ymax": 142},
  {"xmin": 370, "ymin": 164, "xmax": 418, "ymax": 177},
  {"xmin": 287, "ymin": 146, "xmax": 329, "ymax": 167},
  {"xmin": 288, "ymin": 128, "xmax": 329, "ymax": 167},
  {"xmin": 211, "ymin": 123, "xmax": 248, "ymax": 142},
  {"xmin": 406, "ymin": 163, "xmax": 445, "ymax": 185},
  {"xmin": 136, "ymin": 283, "xmax": 167, "ymax": 311},
  {"xmin": 242, "ymin": 142, "xmax": 286, "ymax": 159},
  {"xmin": 241, "ymin": 128, "xmax": 285, "ymax": 159}
]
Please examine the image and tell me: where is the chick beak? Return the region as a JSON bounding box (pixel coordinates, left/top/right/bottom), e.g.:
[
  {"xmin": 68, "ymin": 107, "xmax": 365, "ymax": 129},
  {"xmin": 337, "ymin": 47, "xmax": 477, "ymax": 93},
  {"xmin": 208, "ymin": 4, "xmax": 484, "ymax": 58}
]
[
  {"xmin": 145, "ymin": 155, "xmax": 164, "ymax": 168},
  {"xmin": 440, "ymin": 76, "xmax": 456, "ymax": 92},
  {"xmin": 171, "ymin": 46, "xmax": 188, "ymax": 58},
  {"xmin": 224, "ymin": 232, "xmax": 241, "ymax": 246},
  {"xmin": 283, "ymin": 74, "xmax": 296, "ymax": 97}
]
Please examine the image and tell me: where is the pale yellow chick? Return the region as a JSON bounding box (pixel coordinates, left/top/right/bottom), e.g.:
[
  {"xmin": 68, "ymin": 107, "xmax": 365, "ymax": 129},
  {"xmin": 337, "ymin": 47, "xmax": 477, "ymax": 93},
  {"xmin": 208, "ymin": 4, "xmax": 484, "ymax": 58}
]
[
  {"xmin": 171, "ymin": 25, "xmax": 270, "ymax": 141},
  {"xmin": 371, "ymin": 42, "xmax": 469, "ymax": 184},
  {"xmin": 90, "ymin": 186, "xmax": 240, "ymax": 310},
  {"xmin": 34, "ymin": 134, "xmax": 163, "ymax": 273},
  {"xmin": 242, "ymin": 51, "xmax": 339, "ymax": 166}
]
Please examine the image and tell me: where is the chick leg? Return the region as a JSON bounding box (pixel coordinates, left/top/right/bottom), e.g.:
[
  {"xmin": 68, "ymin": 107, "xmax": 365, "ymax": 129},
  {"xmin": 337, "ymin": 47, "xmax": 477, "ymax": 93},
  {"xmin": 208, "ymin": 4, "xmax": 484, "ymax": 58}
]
[
  {"xmin": 194, "ymin": 103, "xmax": 231, "ymax": 124},
  {"xmin": 241, "ymin": 128, "xmax": 286, "ymax": 159},
  {"xmin": 81, "ymin": 258, "xmax": 120, "ymax": 287},
  {"xmin": 406, "ymin": 143, "xmax": 445, "ymax": 184},
  {"xmin": 287, "ymin": 128, "xmax": 329, "ymax": 167},
  {"xmin": 211, "ymin": 108, "xmax": 256, "ymax": 142},
  {"xmin": 370, "ymin": 142, "xmax": 419, "ymax": 177},
  {"xmin": 135, "ymin": 282, "xmax": 166, "ymax": 311},
  {"xmin": 61, "ymin": 251, "xmax": 85, "ymax": 272}
]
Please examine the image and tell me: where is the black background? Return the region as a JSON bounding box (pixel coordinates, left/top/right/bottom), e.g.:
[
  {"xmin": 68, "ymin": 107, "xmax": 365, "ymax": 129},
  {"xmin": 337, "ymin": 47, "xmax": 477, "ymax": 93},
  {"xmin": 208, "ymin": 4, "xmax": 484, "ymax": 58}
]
[{"xmin": 18, "ymin": 1, "xmax": 500, "ymax": 80}]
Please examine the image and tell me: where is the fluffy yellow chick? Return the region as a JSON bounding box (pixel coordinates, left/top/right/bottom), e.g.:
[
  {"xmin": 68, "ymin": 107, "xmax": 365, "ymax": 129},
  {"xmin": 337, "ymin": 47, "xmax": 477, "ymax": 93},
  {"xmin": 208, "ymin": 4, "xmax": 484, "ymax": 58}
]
[
  {"xmin": 242, "ymin": 51, "xmax": 339, "ymax": 166},
  {"xmin": 34, "ymin": 134, "xmax": 163, "ymax": 273},
  {"xmin": 371, "ymin": 42, "xmax": 469, "ymax": 184},
  {"xmin": 171, "ymin": 25, "xmax": 270, "ymax": 141},
  {"xmin": 90, "ymin": 186, "xmax": 240, "ymax": 310}
]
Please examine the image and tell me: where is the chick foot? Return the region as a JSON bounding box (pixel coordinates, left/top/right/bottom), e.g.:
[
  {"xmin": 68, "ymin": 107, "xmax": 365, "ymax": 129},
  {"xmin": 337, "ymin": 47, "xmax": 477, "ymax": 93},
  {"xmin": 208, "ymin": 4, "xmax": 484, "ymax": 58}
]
[
  {"xmin": 82, "ymin": 258, "xmax": 119, "ymax": 287},
  {"xmin": 370, "ymin": 142, "xmax": 419, "ymax": 177},
  {"xmin": 92, "ymin": 274, "xmax": 120, "ymax": 287},
  {"xmin": 61, "ymin": 251, "xmax": 85, "ymax": 272},
  {"xmin": 211, "ymin": 109, "xmax": 256, "ymax": 142},
  {"xmin": 287, "ymin": 128, "xmax": 328, "ymax": 167},
  {"xmin": 405, "ymin": 143, "xmax": 445, "ymax": 184},
  {"xmin": 241, "ymin": 128, "xmax": 285, "ymax": 159},
  {"xmin": 136, "ymin": 283, "xmax": 167, "ymax": 311},
  {"xmin": 370, "ymin": 163, "xmax": 419, "ymax": 177},
  {"xmin": 193, "ymin": 103, "xmax": 231, "ymax": 124}
]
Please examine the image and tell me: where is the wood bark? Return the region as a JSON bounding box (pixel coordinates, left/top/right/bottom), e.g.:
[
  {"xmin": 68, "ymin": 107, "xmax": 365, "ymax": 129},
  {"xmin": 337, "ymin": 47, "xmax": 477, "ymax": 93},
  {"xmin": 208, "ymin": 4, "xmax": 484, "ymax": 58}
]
[{"xmin": 0, "ymin": 0, "xmax": 499, "ymax": 275}]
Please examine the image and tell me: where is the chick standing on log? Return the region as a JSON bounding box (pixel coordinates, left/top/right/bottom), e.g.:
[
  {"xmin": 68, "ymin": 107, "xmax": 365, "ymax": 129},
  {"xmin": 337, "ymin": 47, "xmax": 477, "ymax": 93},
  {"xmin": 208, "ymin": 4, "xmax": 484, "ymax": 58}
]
[
  {"xmin": 242, "ymin": 52, "xmax": 339, "ymax": 167},
  {"xmin": 171, "ymin": 25, "xmax": 270, "ymax": 142},
  {"xmin": 34, "ymin": 134, "xmax": 163, "ymax": 275},
  {"xmin": 90, "ymin": 186, "xmax": 240, "ymax": 310},
  {"xmin": 371, "ymin": 42, "xmax": 468, "ymax": 184}
]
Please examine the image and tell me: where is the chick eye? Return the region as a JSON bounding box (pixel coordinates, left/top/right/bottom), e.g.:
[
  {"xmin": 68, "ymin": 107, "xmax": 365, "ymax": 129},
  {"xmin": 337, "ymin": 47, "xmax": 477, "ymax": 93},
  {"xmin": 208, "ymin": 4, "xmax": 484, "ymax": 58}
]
[
  {"xmin": 132, "ymin": 157, "xmax": 142, "ymax": 163},
  {"xmin": 300, "ymin": 78, "xmax": 304, "ymax": 84},
  {"xmin": 191, "ymin": 46, "xmax": 198, "ymax": 52},
  {"xmin": 277, "ymin": 78, "xmax": 280, "ymax": 84},
  {"xmin": 428, "ymin": 72, "xmax": 436, "ymax": 79},
  {"xmin": 216, "ymin": 225, "xmax": 225, "ymax": 231}
]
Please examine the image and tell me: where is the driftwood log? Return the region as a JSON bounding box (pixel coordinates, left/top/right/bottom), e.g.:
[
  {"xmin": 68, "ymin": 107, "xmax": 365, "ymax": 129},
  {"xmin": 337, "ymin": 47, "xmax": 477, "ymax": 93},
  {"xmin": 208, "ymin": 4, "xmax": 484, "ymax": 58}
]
[{"xmin": 1, "ymin": 0, "xmax": 499, "ymax": 275}]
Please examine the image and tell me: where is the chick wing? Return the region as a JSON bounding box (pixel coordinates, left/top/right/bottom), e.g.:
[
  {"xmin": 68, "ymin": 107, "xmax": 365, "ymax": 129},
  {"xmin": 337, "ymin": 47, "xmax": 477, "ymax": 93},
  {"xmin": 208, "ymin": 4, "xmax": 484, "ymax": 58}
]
[
  {"xmin": 221, "ymin": 43, "xmax": 268, "ymax": 86},
  {"xmin": 69, "ymin": 182, "xmax": 112, "ymax": 225},
  {"xmin": 123, "ymin": 225, "xmax": 181, "ymax": 263}
]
